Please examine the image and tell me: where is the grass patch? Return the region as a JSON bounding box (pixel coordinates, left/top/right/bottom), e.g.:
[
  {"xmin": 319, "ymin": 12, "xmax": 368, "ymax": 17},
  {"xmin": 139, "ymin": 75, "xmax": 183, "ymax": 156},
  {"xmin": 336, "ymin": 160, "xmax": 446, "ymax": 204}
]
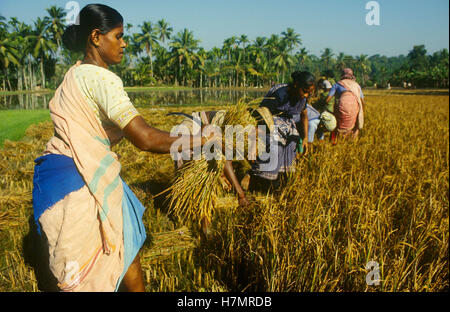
[{"xmin": 0, "ymin": 110, "xmax": 51, "ymax": 146}]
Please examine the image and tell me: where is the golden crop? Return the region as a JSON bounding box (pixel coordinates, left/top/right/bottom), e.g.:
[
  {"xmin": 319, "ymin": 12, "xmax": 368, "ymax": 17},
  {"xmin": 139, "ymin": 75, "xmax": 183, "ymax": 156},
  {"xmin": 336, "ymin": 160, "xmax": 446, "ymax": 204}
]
[{"xmin": 0, "ymin": 89, "xmax": 448, "ymax": 292}]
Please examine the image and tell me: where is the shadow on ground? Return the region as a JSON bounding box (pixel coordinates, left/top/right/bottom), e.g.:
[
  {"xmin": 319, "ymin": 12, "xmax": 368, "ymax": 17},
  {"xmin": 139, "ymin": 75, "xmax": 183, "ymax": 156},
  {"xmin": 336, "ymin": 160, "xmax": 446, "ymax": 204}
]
[{"xmin": 22, "ymin": 216, "xmax": 58, "ymax": 292}]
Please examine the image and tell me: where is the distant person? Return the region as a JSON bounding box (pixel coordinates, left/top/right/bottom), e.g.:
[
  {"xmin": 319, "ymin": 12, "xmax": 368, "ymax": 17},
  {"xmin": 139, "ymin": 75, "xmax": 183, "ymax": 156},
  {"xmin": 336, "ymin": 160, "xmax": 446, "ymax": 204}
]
[
  {"xmin": 240, "ymin": 71, "xmax": 315, "ymax": 193},
  {"xmin": 325, "ymin": 68, "xmax": 365, "ymax": 142},
  {"xmin": 321, "ymin": 70, "xmax": 336, "ymax": 86},
  {"xmin": 314, "ymin": 78, "xmax": 334, "ymax": 113},
  {"xmin": 307, "ymin": 79, "xmax": 336, "ymax": 143}
]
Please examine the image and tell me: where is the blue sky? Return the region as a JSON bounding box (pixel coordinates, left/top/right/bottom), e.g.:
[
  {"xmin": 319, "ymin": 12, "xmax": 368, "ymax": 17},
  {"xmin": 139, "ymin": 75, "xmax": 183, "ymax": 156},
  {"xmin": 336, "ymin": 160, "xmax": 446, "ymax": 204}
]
[{"xmin": 1, "ymin": 0, "xmax": 448, "ymax": 57}]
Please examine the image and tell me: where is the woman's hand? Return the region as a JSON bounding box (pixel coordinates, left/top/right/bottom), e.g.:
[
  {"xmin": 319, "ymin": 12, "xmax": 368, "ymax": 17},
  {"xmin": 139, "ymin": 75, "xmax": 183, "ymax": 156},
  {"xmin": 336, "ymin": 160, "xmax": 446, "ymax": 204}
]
[
  {"xmin": 296, "ymin": 139, "xmax": 309, "ymax": 160},
  {"xmin": 302, "ymin": 139, "xmax": 309, "ymax": 156},
  {"xmin": 238, "ymin": 194, "xmax": 250, "ymax": 207}
]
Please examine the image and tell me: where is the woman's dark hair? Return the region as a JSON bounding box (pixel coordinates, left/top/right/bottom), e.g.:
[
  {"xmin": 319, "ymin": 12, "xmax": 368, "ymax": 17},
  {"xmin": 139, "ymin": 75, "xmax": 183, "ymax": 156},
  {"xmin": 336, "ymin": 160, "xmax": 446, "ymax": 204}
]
[
  {"xmin": 291, "ymin": 71, "xmax": 315, "ymax": 89},
  {"xmin": 322, "ymin": 69, "xmax": 335, "ymax": 79},
  {"xmin": 62, "ymin": 4, "xmax": 123, "ymax": 53}
]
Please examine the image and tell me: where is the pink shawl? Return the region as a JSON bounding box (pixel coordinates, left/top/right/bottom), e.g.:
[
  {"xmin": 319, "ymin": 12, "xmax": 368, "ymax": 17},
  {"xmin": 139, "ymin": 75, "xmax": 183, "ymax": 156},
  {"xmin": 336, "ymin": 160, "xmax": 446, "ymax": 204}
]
[{"xmin": 337, "ymin": 79, "xmax": 364, "ymax": 130}]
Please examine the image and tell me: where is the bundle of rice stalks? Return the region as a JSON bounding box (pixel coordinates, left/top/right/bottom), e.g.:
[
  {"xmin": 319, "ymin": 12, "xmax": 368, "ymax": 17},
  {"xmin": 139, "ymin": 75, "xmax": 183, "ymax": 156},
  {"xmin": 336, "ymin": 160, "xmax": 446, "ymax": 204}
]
[
  {"xmin": 167, "ymin": 99, "xmax": 260, "ymax": 226},
  {"xmin": 222, "ymin": 97, "xmax": 259, "ymax": 128},
  {"xmin": 168, "ymin": 155, "xmax": 225, "ymax": 225},
  {"xmin": 141, "ymin": 226, "xmax": 196, "ymax": 263},
  {"xmin": 221, "ymin": 98, "xmax": 269, "ymax": 160}
]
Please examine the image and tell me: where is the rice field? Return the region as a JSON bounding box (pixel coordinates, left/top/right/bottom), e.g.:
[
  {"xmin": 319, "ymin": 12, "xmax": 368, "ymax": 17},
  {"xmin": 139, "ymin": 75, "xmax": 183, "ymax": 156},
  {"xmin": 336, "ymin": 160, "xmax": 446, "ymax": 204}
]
[{"xmin": 0, "ymin": 89, "xmax": 448, "ymax": 292}]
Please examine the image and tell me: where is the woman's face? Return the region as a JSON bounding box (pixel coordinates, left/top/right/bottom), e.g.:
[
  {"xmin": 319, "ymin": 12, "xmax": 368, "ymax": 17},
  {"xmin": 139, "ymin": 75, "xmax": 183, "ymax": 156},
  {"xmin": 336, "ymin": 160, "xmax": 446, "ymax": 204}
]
[
  {"xmin": 298, "ymin": 84, "xmax": 315, "ymax": 99},
  {"xmin": 97, "ymin": 24, "xmax": 127, "ymax": 65}
]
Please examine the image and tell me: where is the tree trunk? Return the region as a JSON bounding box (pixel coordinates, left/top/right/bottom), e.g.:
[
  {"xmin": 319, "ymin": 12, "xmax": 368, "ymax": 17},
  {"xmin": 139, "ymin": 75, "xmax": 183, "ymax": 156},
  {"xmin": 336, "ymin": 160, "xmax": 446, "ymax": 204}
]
[
  {"xmin": 32, "ymin": 65, "xmax": 36, "ymax": 90},
  {"xmin": 27, "ymin": 59, "xmax": 32, "ymax": 90},
  {"xmin": 40, "ymin": 58, "xmax": 46, "ymax": 89},
  {"xmin": 178, "ymin": 59, "xmax": 182, "ymax": 86},
  {"xmin": 5, "ymin": 68, "xmax": 12, "ymax": 91},
  {"xmin": 147, "ymin": 44, "xmax": 154, "ymax": 78},
  {"xmin": 18, "ymin": 69, "xmax": 23, "ymax": 91}
]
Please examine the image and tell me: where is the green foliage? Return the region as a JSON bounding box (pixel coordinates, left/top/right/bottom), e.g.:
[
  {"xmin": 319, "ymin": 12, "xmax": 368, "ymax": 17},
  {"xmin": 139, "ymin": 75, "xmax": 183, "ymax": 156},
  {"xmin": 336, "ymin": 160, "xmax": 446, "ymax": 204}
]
[{"xmin": 0, "ymin": 9, "xmax": 448, "ymax": 91}]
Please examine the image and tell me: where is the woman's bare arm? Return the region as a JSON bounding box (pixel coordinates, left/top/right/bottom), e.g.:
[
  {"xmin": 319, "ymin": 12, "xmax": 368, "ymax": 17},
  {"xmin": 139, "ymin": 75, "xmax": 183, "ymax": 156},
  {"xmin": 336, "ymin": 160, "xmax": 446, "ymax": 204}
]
[
  {"xmin": 223, "ymin": 160, "xmax": 249, "ymax": 206},
  {"xmin": 123, "ymin": 116, "xmax": 193, "ymax": 153}
]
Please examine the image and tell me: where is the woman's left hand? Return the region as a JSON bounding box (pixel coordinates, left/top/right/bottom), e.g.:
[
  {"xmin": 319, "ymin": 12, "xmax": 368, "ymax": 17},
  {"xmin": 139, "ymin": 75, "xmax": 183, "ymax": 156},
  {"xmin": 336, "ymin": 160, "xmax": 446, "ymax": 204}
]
[
  {"xmin": 302, "ymin": 139, "xmax": 309, "ymax": 156},
  {"xmin": 238, "ymin": 194, "xmax": 250, "ymax": 207}
]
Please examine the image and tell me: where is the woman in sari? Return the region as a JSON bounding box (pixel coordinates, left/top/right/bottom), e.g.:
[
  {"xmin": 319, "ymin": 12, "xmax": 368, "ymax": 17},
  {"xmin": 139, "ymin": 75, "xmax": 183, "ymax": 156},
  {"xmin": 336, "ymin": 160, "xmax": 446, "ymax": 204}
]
[
  {"xmin": 241, "ymin": 71, "xmax": 315, "ymax": 193},
  {"xmin": 326, "ymin": 68, "xmax": 365, "ymax": 141},
  {"xmin": 32, "ymin": 4, "xmax": 204, "ymax": 292}
]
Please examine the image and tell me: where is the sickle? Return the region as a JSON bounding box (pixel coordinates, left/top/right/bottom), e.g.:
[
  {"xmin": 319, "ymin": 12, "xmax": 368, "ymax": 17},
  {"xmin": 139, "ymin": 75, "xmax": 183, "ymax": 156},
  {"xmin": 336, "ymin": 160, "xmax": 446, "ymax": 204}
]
[{"xmin": 166, "ymin": 112, "xmax": 202, "ymax": 127}]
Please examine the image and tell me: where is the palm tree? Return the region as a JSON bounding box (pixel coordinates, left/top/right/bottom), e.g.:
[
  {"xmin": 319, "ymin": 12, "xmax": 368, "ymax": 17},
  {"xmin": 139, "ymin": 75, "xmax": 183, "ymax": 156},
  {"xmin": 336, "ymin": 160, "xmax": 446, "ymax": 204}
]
[
  {"xmin": 29, "ymin": 17, "xmax": 55, "ymax": 89},
  {"xmin": 253, "ymin": 36, "xmax": 266, "ymax": 52},
  {"xmin": 46, "ymin": 6, "xmax": 65, "ymax": 50},
  {"xmin": 122, "ymin": 24, "xmax": 136, "ymax": 64},
  {"xmin": 156, "ymin": 19, "xmax": 173, "ymax": 47},
  {"xmin": 408, "ymin": 45, "xmax": 428, "ymax": 71},
  {"xmin": 296, "ymin": 48, "xmax": 309, "ymax": 71},
  {"xmin": 0, "ymin": 36, "xmax": 20, "ymax": 90},
  {"xmin": 209, "ymin": 47, "xmax": 222, "ymax": 87},
  {"xmin": 259, "ymin": 58, "xmax": 276, "ymax": 86},
  {"xmin": 238, "ymin": 35, "xmax": 249, "ymax": 86},
  {"xmin": 251, "ymin": 37, "xmax": 266, "ymax": 66},
  {"xmin": 272, "ymin": 40, "xmax": 294, "ymax": 82},
  {"xmin": 223, "ymin": 36, "xmax": 238, "ymax": 87},
  {"xmin": 321, "ymin": 48, "xmax": 334, "ymax": 70},
  {"xmin": 248, "ymin": 37, "xmax": 266, "ymax": 86},
  {"xmin": 7, "ymin": 19, "xmax": 32, "ymax": 90},
  {"xmin": 343, "ymin": 55, "xmax": 356, "ymax": 71},
  {"xmin": 335, "ymin": 52, "xmax": 346, "ymax": 71},
  {"xmin": 169, "ymin": 29, "xmax": 199, "ymax": 86},
  {"xmin": 281, "ymin": 27, "xmax": 301, "ymax": 55},
  {"xmin": 356, "ymin": 54, "xmax": 370, "ymax": 86},
  {"xmin": 0, "ymin": 15, "xmax": 6, "ymax": 30},
  {"xmin": 132, "ymin": 59, "xmax": 153, "ymax": 85},
  {"xmin": 195, "ymin": 48, "xmax": 207, "ymax": 88},
  {"xmin": 135, "ymin": 21, "xmax": 159, "ymax": 78},
  {"xmin": 153, "ymin": 45, "xmax": 171, "ymax": 84},
  {"xmin": 265, "ymin": 34, "xmax": 280, "ymax": 65}
]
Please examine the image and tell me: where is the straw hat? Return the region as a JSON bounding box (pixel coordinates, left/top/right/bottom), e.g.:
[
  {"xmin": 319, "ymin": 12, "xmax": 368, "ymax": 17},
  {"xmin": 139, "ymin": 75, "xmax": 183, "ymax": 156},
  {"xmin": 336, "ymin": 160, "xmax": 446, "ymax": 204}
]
[{"xmin": 255, "ymin": 107, "xmax": 275, "ymax": 133}]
